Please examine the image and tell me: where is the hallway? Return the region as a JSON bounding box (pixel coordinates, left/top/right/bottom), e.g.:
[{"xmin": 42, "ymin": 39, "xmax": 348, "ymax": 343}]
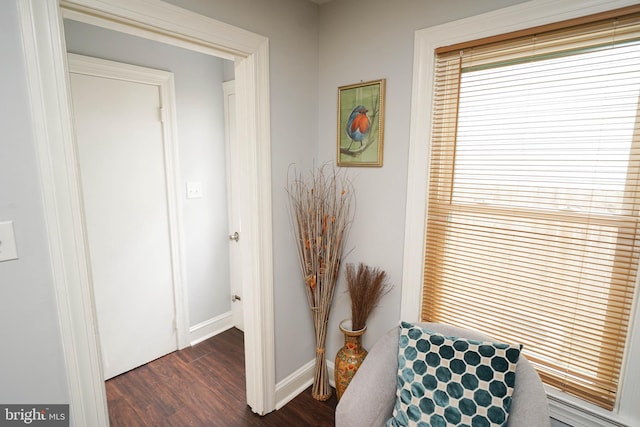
[{"xmin": 106, "ymin": 328, "xmax": 337, "ymax": 426}]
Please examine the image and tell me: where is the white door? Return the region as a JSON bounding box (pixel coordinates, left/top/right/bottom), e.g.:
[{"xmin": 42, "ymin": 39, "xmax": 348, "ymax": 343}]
[
  {"xmin": 223, "ymin": 80, "xmax": 244, "ymax": 331},
  {"xmin": 69, "ymin": 56, "xmax": 181, "ymax": 380}
]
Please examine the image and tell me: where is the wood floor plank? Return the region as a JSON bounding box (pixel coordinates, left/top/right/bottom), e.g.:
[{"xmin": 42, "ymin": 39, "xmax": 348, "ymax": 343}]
[{"xmin": 105, "ymin": 328, "xmax": 338, "ymax": 426}]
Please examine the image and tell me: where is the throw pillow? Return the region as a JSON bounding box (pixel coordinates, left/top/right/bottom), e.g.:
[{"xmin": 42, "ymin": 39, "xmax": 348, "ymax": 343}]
[{"xmin": 386, "ymin": 322, "xmax": 522, "ymax": 427}]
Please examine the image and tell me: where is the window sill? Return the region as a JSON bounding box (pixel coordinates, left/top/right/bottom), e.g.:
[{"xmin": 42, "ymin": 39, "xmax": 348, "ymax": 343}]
[{"xmin": 546, "ymin": 387, "xmax": 630, "ymax": 427}]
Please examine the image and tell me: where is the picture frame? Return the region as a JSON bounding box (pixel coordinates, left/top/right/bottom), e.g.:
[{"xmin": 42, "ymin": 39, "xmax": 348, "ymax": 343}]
[{"xmin": 337, "ymin": 79, "xmax": 385, "ymax": 167}]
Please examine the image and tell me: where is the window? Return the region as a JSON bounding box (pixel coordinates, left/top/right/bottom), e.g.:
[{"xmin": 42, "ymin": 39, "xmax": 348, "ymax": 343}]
[{"xmin": 422, "ymin": 7, "xmax": 640, "ymax": 411}]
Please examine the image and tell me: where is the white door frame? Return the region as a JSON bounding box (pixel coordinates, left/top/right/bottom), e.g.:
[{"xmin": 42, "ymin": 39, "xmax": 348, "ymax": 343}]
[
  {"xmin": 223, "ymin": 80, "xmax": 244, "ymax": 331},
  {"xmin": 17, "ymin": 0, "xmax": 275, "ymax": 425}
]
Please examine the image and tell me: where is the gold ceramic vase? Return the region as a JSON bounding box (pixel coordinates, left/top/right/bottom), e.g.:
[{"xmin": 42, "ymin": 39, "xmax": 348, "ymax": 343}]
[{"xmin": 335, "ymin": 319, "xmax": 368, "ymax": 400}]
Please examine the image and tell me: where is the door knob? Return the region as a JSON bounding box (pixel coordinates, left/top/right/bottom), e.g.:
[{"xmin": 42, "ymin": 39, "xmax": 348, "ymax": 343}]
[
  {"xmin": 229, "ymin": 231, "xmax": 239, "ymax": 242},
  {"xmin": 232, "ymin": 294, "xmax": 242, "ymax": 302}
]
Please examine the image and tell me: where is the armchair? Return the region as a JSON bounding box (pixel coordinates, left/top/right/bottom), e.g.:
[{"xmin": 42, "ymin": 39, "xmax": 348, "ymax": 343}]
[{"xmin": 335, "ymin": 322, "xmax": 550, "ymax": 427}]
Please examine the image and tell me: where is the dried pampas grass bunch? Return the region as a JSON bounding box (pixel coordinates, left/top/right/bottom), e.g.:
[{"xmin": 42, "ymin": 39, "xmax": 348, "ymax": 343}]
[
  {"xmin": 346, "ymin": 263, "xmax": 392, "ymax": 331},
  {"xmin": 287, "ymin": 164, "xmax": 354, "ymax": 401}
]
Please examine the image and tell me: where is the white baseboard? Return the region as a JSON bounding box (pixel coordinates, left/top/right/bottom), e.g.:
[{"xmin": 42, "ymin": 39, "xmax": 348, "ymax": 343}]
[
  {"xmin": 275, "ymin": 359, "xmax": 314, "ymax": 409},
  {"xmin": 189, "ymin": 311, "xmax": 234, "ymax": 346},
  {"xmin": 328, "ymin": 360, "xmax": 335, "ymax": 388},
  {"xmin": 275, "ymin": 359, "xmax": 337, "ymax": 410}
]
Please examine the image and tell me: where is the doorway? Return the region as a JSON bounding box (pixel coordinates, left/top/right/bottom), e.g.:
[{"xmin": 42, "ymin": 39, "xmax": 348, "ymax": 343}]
[
  {"xmin": 18, "ymin": 0, "xmax": 275, "ymax": 424},
  {"xmin": 65, "ymin": 17, "xmax": 239, "ymax": 345},
  {"xmin": 68, "ymin": 54, "xmax": 183, "ymax": 380}
]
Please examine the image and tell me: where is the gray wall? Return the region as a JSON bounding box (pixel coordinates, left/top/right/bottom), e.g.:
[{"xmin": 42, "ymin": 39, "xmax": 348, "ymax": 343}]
[
  {"xmin": 316, "ymin": 0, "xmax": 531, "ymax": 372},
  {"xmin": 162, "ymin": 0, "xmax": 322, "ymax": 381},
  {"xmin": 64, "ymin": 20, "xmax": 232, "ymax": 326},
  {"xmin": 0, "ymin": 0, "xmax": 69, "ymax": 403},
  {"xmin": 164, "ymin": 0, "xmax": 533, "ymax": 385}
]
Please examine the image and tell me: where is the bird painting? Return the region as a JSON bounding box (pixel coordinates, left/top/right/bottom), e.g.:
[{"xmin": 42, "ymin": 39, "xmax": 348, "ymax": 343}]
[
  {"xmin": 345, "ymin": 105, "xmax": 370, "ymax": 151},
  {"xmin": 337, "ymin": 79, "xmax": 385, "ymax": 166}
]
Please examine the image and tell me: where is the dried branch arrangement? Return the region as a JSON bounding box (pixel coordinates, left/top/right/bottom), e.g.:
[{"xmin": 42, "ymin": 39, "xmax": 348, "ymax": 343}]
[
  {"xmin": 345, "ymin": 263, "xmax": 392, "ymax": 331},
  {"xmin": 287, "ymin": 165, "xmax": 354, "ymax": 401}
]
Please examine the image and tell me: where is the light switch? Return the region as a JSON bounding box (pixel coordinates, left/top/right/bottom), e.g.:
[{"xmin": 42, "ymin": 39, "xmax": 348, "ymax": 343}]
[
  {"xmin": 0, "ymin": 221, "xmax": 18, "ymax": 262},
  {"xmin": 186, "ymin": 181, "xmax": 203, "ymax": 199}
]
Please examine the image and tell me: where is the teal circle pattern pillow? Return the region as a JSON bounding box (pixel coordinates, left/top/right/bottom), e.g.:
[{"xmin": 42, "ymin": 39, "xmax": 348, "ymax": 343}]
[{"xmin": 386, "ymin": 322, "xmax": 522, "ymax": 427}]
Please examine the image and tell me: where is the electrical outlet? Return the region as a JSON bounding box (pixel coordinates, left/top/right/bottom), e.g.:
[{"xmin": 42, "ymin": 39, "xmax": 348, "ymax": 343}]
[
  {"xmin": 0, "ymin": 221, "xmax": 18, "ymax": 262},
  {"xmin": 186, "ymin": 181, "xmax": 203, "ymax": 199}
]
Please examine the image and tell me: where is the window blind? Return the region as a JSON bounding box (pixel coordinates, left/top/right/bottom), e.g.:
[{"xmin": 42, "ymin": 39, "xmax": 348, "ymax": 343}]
[{"xmin": 423, "ymin": 7, "xmax": 640, "ymax": 410}]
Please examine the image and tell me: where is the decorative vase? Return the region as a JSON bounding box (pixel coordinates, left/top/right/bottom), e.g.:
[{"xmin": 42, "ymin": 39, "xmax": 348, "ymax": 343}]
[{"xmin": 335, "ymin": 319, "xmax": 368, "ymax": 400}]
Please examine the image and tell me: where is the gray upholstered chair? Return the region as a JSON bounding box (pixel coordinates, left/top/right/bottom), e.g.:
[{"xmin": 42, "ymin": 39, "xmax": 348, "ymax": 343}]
[{"xmin": 335, "ymin": 322, "xmax": 550, "ymax": 427}]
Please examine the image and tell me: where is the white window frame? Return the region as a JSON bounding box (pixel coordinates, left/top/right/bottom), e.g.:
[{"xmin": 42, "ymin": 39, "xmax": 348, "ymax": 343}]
[{"xmin": 401, "ymin": 1, "xmax": 640, "ymax": 426}]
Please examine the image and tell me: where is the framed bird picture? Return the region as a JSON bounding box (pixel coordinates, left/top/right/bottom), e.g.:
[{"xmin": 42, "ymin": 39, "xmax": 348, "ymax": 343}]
[{"xmin": 337, "ymin": 79, "xmax": 385, "ymax": 167}]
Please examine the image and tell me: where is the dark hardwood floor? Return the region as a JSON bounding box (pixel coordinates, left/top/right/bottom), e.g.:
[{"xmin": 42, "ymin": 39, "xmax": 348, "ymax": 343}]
[{"xmin": 105, "ymin": 328, "xmax": 338, "ymax": 426}]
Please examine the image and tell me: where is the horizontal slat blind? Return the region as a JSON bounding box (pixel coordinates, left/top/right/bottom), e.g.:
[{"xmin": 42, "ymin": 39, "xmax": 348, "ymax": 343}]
[{"xmin": 424, "ymin": 8, "xmax": 640, "ymax": 410}]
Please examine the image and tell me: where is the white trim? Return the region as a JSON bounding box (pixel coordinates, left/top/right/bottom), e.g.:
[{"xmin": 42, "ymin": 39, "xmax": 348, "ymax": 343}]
[
  {"xmin": 67, "ymin": 53, "xmax": 174, "ymax": 84},
  {"xmin": 619, "ymin": 290, "xmax": 640, "ymax": 424},
  {"xmin": 19, "ymin": 0, "xmax": 275, "ymax": 424},
  {"xmin": 404, "ymin": 1, "xmax": 640, "ymax": 426},
  {"xmin": 235, "ymin": 39, "xmax": 276, "ymax": 415},
  {"xmin": 547, "ymin": 390, "xmax": 629, "ymax": 427},
  {"xmin": 67, "ymin": 53, "xmax": 190, "ymax": 351},
  {"xmin": 17, "ymin": 1, "xmax": 109, "ymax": 425},
  {"xmin": 189, "ymin": 312, "xmax": 234, "ymax": 346},
  {"xmin": 223, "ymin": 80, "xmax": 245, "ymax": 331},
  {"xmin": 274, "ymin": 359, "xmax": 336, "ymax": 410},
  {"xmin": 59, "ymin": 0, "xmax": 264, "ymax": 60},
  {"xmin": 328, "ymin": 360, "xmax": 336, "ymax": 388},
  {"xmin": 400, "ymin": 22, "xmax": 433, "ymax": 323},
  {"xmin": 275, "ymin": 359, "xmax": 315, "ymax": 410}
]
